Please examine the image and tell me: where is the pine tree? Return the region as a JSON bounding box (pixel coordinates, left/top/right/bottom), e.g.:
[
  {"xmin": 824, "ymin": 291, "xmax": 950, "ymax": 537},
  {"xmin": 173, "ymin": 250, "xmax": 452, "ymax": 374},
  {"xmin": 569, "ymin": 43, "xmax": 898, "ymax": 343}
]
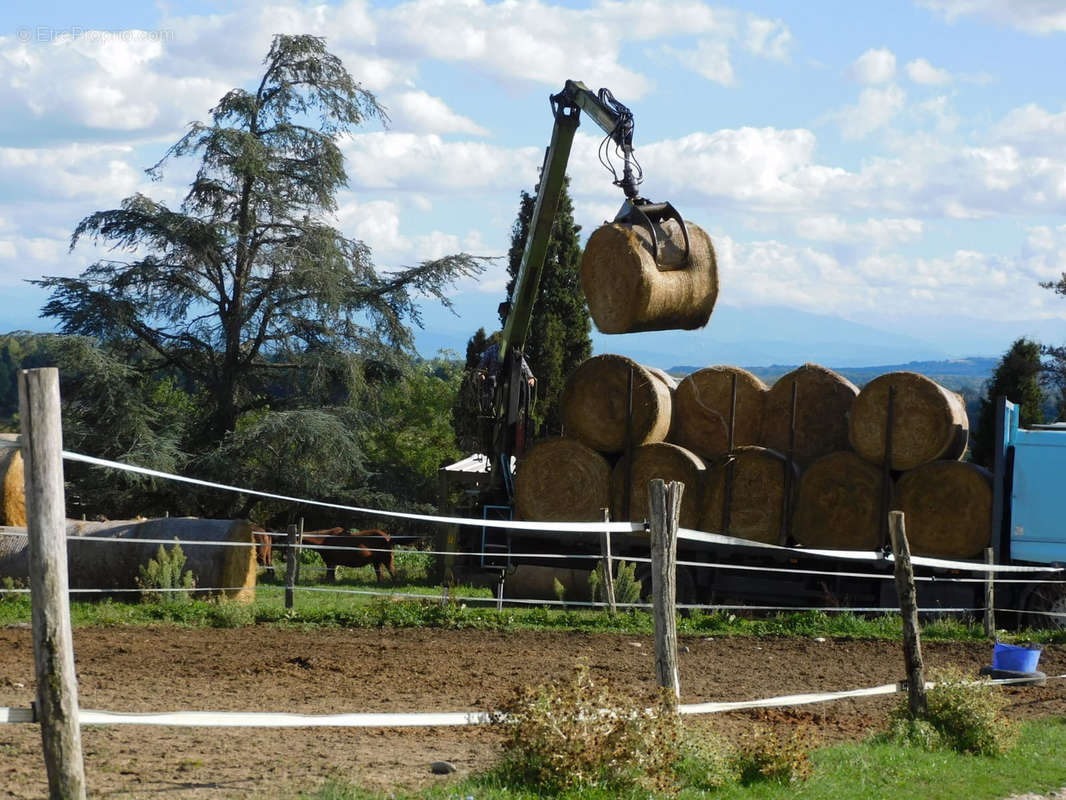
[
  {"xmin": 502, "ymin": 177, "xmax": 591, "ymax": 435},
  {"xmin": 971, "ymin": 337, "xmax": 1046, "ymax": 468}
]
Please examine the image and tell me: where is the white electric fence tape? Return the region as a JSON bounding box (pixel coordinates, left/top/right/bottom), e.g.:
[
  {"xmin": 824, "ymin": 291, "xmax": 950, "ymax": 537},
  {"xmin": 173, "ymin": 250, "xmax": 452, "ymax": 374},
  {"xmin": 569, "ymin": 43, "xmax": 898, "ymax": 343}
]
[{"xmin": 1, "ymin": 674, "xmax": 1062, "ymax": 727}]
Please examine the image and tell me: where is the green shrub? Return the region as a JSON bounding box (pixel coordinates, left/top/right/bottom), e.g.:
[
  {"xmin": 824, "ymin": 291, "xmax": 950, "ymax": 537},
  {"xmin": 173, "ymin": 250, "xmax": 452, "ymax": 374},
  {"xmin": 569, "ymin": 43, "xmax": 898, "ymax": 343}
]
[
  {"xmin": 497, "ymin": 660, "xmax": 681, "ymax": 793},
  {"xmin": 136, "ymin": 539, "xmax": 195, "ymax": 604},
  {"xmin": 729, "ymin": 724, "xmax": 813, "ymax": 784},
  {"xmin": 392, "ymin": 546, "xmax": 431, "ymax": 583},
  {"xmin": 885, "ymin": 666, "xmax": 1019, "ymax": 755}
]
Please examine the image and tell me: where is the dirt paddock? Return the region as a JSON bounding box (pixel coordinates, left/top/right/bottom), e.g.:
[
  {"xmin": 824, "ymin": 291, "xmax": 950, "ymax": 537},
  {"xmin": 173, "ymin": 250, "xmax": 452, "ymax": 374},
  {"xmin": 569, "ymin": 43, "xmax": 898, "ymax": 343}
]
[{"xmin": 1, "ymin": 625, "xmax": 1064, "ymax": 798}]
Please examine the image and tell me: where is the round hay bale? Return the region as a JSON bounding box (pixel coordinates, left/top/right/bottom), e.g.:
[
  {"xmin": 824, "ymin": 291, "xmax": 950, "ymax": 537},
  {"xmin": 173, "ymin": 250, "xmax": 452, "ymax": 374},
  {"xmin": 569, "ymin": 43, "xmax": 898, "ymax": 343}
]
[
  {"xmin": 646, "ymin": 367, "xmax": 679, "ymax": 391},
  {"xmin": 66, "ymin": 518, "xmax": 257, "ymax": 603},
  {"xmin": 760, "ymin": 364, "xmax": 859, "ymax": 471},
  {"xmin": 792, "ymin": 451, "xmax": 888, "ymax": 550},
  {"xmin": 515, "ymin": 438, "xmax": 611, "ymax": 521},
  {"xmin": 0, "ymin": 434, "xmax": 26, "ymax": 527},
  {"xmin": 581, "ymin": 218, "xmax": 718, "ymax": 334},
  {"xmin": 700, "ymin": 446, "xmax": 799, "ymax": 544},
  {"xmin": 561, "ymin": 355, "xmax": 672, "ymax": 454},
  {"xmin": 672, "ymin": 366, "xmax": 768, "ymax": 459},
  {"xmin": 849, "ymin": 371, "xmax": 969, "ymax": 470},
  {"xmin": 896, "ymin": 461, "xmax": 993, "ymax": 558},
  {"xmin": 611, "ymin": 442, "xmax": 705, "ymax": 528}
]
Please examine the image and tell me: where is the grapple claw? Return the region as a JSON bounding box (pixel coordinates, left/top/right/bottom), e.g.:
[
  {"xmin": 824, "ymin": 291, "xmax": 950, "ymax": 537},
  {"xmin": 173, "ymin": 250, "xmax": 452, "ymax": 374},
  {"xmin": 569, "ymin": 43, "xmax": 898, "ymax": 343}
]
[{"xmin": 614, "ymin": 198, "xmax": 691, "ymax": 270}]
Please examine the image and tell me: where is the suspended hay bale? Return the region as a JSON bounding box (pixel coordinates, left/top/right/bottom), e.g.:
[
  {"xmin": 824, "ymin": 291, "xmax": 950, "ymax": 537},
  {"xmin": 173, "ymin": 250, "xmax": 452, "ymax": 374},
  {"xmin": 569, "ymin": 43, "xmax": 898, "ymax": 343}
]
[
  {"xmin": 0, "ymin": 434, "xmax": 26, "ymax": 527},
  {"xmin": 671, "ymin": 366, "xmax": 768, "ymax": 459},
  {"xmin": 849, "ymin": 371, "xmax": 969, "ymax": 471},
  {"xmin": 792, "ymin": 451, "xmax": 888, "ymax": 550},
  {"xmin": 65, "ymin": 518, "xmax": 257, "ymax": 603},
  {"xmin": 760, "ymin": 364, "xmax": 859, "ymax": 471},
  {"xmin": 514, "ymin": 438, "xmax": 611, "ymax": 522},
  {"xmin": 700, "ymin": 446, "xmax": 799, "ymax": 544},
  {"xmin": 611, "ymin": 442, "xmax": 705, "ymax": 528},
  {"xmin": 896, "ymin": 461, "xmax": 993, "ymax": 558},
  {"xmin": 581, "ymin": 218, "xmax": 718, "ymax": 334},
  {"xmin": 0, "ymin": 526, "xmax": 28, "ymax": 580},
  {"xmin": 561, "ymin": 355, "xmax": 672, "ymax": 454}
]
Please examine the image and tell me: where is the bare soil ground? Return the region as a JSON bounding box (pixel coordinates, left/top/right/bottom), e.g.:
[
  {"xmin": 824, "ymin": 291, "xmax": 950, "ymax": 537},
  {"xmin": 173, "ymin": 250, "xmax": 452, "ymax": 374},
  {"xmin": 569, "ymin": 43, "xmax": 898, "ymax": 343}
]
[{"xmin": 0, "ymin": 625, "xmax": 1064, "ymax": 799}]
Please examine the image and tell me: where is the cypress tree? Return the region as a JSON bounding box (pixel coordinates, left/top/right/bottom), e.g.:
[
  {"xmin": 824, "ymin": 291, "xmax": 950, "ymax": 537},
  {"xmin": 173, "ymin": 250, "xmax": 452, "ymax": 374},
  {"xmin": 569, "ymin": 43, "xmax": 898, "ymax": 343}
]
[{"xmin": 502, "ymin": 176, "xmax": 592, "ymax": 436}]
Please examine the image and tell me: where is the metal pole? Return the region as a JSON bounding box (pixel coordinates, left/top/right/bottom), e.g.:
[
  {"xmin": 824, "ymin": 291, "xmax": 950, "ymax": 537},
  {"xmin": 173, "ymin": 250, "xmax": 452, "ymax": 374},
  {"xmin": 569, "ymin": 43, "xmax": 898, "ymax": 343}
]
[
  {"xmin": 19, "ymin": 368, "xmax": 87, "ymax": 800},
  {"xmin": 622, "ymin": 366, "xmax": 634, "ymax": 520},
  {"xmin": 879, "ymin": 386, "xmax": 896, "ymax": 549},
  {"xmin": 722, "ymin": 373, "xmax": 738, "ymax": 534},
  {"xmin": 779, "ymin": 380, "xmax": 798, "ymax": 546}
]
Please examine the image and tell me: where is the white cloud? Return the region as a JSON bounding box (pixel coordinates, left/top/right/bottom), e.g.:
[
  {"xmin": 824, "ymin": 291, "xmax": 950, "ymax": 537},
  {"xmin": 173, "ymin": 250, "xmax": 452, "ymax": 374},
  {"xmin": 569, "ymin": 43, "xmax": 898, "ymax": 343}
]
[
  {"xmin": 744, "ymin": 16, "xmax": 792, "ymax": 60},
  {"xmin": 848, "ymin": 48, "xmax": 897, "ymax": 84},
  {"xmin": 918, "ymin": 0, "xmax": 1066, "ymax": 34},
  {"xmin": 387, "ymin": 91, "xmax": 489, "ymax": 136},
  {"xmin": 662, "ymin": 39, "xmax": 735, "ymax": 86},
  {"xmin": 795, "ymin": 215, "xmax": 924, "ymax": 245},
  {"xmin": 340, "ymin": 132, "xmax": 540, "ymax": 193},
  {"xmin": 905, "ymin": 57, "xmax": 952, "ymax": 85},
  {"xmin": 0, "ymin": 144, "xmax": 142, "ymax": 201},
  {"xmin": 993, "ymin": 103, "xmax": 1066, "ymax": 156},
  {"xmin": 830, "ymin": 84, "xmax": 906, "ymax": 140}
]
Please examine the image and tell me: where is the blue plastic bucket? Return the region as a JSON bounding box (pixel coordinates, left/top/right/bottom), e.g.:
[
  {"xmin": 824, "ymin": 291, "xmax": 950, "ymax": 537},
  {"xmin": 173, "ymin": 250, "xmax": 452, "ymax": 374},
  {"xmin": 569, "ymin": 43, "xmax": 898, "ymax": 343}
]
[{"xmin": 993, "ymin": 642, "xmax": 1042, "ymax": 672}]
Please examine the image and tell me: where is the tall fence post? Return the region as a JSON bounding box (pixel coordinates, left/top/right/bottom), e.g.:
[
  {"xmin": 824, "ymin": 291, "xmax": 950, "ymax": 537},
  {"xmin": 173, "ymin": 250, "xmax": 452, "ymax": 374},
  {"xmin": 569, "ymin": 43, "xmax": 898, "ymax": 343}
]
[
  {"xmin": 648, "ymin": 479, "xmax": 682, "ymax": 704},
  {"xmin": 600, "ymin": 508, "xmax": 616, "ymax": 614},
  {"xmin": 294, "ymin": 517, "xmax": 305, "ymax": 585},
  {"xmin": 984, "ymin": 547, "xmax": 995, "ymax": 638},
  {"xmin": 19, "ymin": 367, "xmax": 87, "ymax": 800},
  {"xmin": 888, "ymin": 510, "xmax": 927, "ymax": 717},
  {"xmin": 285, "ymin": 524, "xmax": 298, "ymax": 610}
]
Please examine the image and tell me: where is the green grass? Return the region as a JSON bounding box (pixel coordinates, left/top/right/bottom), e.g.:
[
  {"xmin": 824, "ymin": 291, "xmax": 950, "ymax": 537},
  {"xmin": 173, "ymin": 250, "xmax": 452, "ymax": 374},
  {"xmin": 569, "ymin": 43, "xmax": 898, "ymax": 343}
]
[{"xmin": 299, "ymin": 717, "xmax": 1066, "ymax": 800}]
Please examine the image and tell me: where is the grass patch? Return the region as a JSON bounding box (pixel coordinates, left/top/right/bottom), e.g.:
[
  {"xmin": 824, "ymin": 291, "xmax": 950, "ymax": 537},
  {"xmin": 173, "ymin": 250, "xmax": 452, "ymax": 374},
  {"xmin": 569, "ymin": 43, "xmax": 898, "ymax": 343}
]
[{"xmin": 299, "ymin": 717, "xmax": 1066, "ymax": 799}]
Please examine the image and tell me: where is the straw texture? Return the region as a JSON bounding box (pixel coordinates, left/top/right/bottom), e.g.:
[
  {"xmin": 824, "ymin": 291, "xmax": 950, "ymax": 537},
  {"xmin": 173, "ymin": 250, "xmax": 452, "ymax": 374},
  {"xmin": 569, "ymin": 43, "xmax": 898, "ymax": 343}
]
[
  {"xmin": 896, "ymin": 461, "xmax": 993, "ymax": 558},
  {"xmin": 793, "ymin": 451, "xmax": 887, "ymax": 550},
  {"xmin": 514, "ymin": 437, "xmax": 611, "ymax": 522},
  {"xmin": 672, "ymin": 366, "xmax": 768, "ymax": 459}
]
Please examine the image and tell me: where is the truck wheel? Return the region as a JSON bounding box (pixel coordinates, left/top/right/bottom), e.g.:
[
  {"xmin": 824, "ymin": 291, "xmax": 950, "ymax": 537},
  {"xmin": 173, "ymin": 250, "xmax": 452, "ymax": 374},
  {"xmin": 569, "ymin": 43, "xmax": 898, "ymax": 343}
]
[{"xmin": 1023, "ymin": 584, "xmax": 1066, "ymax": 631}]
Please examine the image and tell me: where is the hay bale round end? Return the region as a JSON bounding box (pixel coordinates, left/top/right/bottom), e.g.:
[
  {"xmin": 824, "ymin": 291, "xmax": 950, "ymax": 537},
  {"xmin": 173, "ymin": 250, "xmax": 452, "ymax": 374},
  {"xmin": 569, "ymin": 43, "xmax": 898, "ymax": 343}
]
[
  {"xmin": 561, "ymin": 355, "xmax": 672, "ymax": 454},
  {"xmin": 672, "ymin": 366, "xmax": 768, "ymax": 459},
  {"xmin": 611, "ymin": 442, "xmax": 705, "ymax": 529},
  {"xmin": 0, "ymin": 434, "xmax": 26, "ymax": 527},
  {"xmin": 849, "ymin": 371, "xmax": 969, "ymax": 471},
  {"xmin": 515, "ymin": 438, "xmax": 611, "ymax": 522},
  {"xmin": 700, "ymin": 445, "xmax": 799, "ymax": 544},
  {"xmin": 896, "ymin": 461, "xmax": 992, "ymax": 558},
  {"xmin": 792, "ymin": 451, "xmax": 887, "ymax": 550},
  {"xmin": 760, "ymin": 364, "xmax": 859, "ymax": 470},
  {"xmin": 580, "ymin": 219, "xmax": 718, "ymax": 334}
]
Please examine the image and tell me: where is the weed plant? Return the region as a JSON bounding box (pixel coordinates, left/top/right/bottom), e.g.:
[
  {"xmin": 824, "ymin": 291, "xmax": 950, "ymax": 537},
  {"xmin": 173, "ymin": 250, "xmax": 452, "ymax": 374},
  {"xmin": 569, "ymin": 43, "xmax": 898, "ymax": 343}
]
[
  {"xmin": 729, "ymin": 725, "xmax": 814, "ymax": 785},
  {"xmin": 883, "ymin": 666, "xmax": 1019, "ymax": 755},
  {"xmin": 136, "ymin": 540, "xmax": 195, "ymax": 604}
]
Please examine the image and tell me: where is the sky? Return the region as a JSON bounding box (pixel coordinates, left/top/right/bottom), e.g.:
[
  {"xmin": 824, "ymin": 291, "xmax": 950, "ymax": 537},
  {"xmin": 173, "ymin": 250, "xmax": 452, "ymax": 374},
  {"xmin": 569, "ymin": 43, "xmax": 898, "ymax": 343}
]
[{"xmin": 1, "ymin": 0, "xmax": 1065, "ymax": 368}]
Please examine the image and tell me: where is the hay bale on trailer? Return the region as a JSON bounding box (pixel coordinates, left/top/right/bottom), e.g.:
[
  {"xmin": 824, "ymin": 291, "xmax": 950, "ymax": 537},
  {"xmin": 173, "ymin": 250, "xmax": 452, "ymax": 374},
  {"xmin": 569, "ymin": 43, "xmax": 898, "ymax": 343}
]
[
  {"xmin": 792, "ymin": 451, "xmax": 887, "ymax": 550},
  {"xmin": 671, "ymin": 366, "xmax": 768, "ymax": 459},
  {"xmin": 700, "ymin": 445, "xmax": 799, "ymax": 544},
  {"xmin": 896, "ymin": 461, "xmax": 993, "ymax": 558},
  {"xmin": 514, "ymin": 438, "xmax": 611, "ymax": 522},
  {"xmin": 580, "ymin": 218, "xmax": 718, "ymax": 334},
  {"xmin": 760, "ymin": 364, "xmax": 859, "ymax": 471},
  {"xmin": 561, "ymin": 355, "xmax": 672, "ymax": 454},
  {"xmin": 611, "ymin": 442, "xmax": 705, "ymax": 529},
  {"xmin": 0, "ymin": 434, "xmax": 26, "ymax": 527},
  {"xmin": 849, "ymin": 371, "xmax": 969, "ymax": 471},
  {"xmin": 65, "ymin": 518, "xmax": 257, "ymax": 603}
]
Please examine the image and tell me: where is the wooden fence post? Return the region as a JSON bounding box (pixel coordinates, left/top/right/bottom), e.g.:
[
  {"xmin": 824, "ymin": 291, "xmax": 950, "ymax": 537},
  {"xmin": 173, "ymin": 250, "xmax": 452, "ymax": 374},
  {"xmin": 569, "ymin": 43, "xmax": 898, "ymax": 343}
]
[
  {"xmin": 648, "ymin": 479, "xmax": 682, "ymax": 704},
  {"xmin": 888, "ymin": 510, "xmax": 927, "ymax": 717},
  {"xmin": 19, "ymin": 367, "xmax": 87, "ymax": 800},
  {"xmin": 601, "ymin": 508, "xmax": 616, "ymax": 614},
  {"xmin": 984, "ymin": 547, "xmax": 995, "ymax": 638},
  {"xmin": 285, "ymin": 524, "xmax": 298, "ymax": 610}
]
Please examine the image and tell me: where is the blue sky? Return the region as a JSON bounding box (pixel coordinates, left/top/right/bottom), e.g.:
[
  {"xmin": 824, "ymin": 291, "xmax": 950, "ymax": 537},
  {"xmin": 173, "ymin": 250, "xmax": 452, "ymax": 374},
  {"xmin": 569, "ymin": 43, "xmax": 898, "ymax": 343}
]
[{"xmin": 1, "ymin": 0, "xmax": 1065, "ymax": 368}]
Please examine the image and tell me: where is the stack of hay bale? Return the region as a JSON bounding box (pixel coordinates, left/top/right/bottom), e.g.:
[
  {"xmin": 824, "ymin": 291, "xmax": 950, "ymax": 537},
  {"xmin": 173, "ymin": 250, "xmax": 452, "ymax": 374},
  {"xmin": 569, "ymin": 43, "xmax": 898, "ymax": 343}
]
[{"xmin": 514, "ymin": 355, "xmax": 987, "ymax": 558}]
